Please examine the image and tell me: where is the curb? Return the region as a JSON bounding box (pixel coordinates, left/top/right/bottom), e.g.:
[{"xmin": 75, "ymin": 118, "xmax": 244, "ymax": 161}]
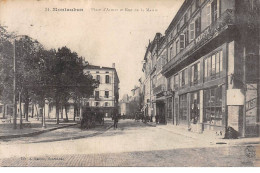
[
  {"xmin": 154, "ymin": 125, "xmax": 260, "ymax": 146},
  {"xmin": 0, "ymin": 123, "xmax": 77, "ymax": 140},
  {"xmin": 142, "ymin": 122, "xmax": 157, "ymax": 127},
  {"xmin": 29, "ymin": 122, "xmax": 114, "ymax": 143}
]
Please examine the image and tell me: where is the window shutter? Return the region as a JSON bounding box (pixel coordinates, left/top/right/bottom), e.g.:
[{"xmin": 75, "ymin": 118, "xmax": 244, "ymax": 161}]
[
  {"xmin": 219, "ymin": 50, "xmax": 223, "ymax": 72},
  {"xmin": 180, "ymin": 34, "xmax": 185, "ymax": 50},
  {"xmin": 206, "ymin": 3, "xmax": 211, "ymax": 26},
  {"xmin": 191, "ymin": 66, "xmax": 194, "ymax": 84},
  {"xmin": 204, "ymin": 58, "xmax": 208, "ymax": 78},
  {"xmin": 190, "ymin": 23, "xmax": 195, "ymax": 41},
  {"xmin": 198, "ymin": 62, "xmax": 200, "ymax": 81}
]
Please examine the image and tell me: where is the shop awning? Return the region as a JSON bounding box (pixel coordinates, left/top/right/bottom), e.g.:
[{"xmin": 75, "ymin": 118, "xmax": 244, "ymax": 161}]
[{"xmin": 153, "ymin": 96, "xmax": 166, "ymax": 102}]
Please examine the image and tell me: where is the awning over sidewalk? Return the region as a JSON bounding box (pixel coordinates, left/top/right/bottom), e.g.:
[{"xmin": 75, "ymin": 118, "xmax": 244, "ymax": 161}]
[{"xmin": 152, "ymin": 96, "xmax": 166, "ymax": 103}]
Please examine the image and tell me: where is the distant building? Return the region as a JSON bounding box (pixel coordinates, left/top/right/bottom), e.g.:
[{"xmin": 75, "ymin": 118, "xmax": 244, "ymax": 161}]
[
  {"xmin": 119, "ymin": 94, "xmax": 130, "ymax": 116},
  {"xmin": 83, "ymin": 63, "xmax": 120, "ymax": 117}
]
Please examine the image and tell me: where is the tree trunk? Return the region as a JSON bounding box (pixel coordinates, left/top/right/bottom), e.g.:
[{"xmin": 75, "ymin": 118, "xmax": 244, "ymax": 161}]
[
  {"xmin": 3, "ymin": 104, "xmax": 6, "ymax": 119},
  {"xmin": 56, "ymin": 101, "xmax": 59, "ymax": 124},
  {"xmin": 32, "ymin": 104, "xmax": 34, "ymax": 118},
  {"xmin": 61, "ymin": 105, "xmax": 63, "ymax": 120},
  {"xmin": 65, "ymin": 104, "xmax": 68, "ymax": 121},
  {"xmin": 36, "ymin": 105, "xmax": 39, "ymax": 120},
  {"xmin": 24, "ymin": 90, "xmax": 29, "ymax": 121},
  {"xmin": 48, "ymin": 103, "xmax": 50, "ymax": 119},
  {"xmin": 73, "ymin": 103, "xmax": 77, "ymax": 121}
]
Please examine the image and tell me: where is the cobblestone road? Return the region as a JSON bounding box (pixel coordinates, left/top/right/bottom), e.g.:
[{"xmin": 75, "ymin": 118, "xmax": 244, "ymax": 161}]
[{"xmin": 0, "ymin": 119, "xmax": 259, "ymax": 166}]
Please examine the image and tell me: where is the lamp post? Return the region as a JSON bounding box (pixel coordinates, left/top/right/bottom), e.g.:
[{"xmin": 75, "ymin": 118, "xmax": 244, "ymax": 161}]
[
  {"xmin": 12, "ymin": 35, "xmax": 39, "ymax": 129},
  {"xmin": 13, "ymin": 39, "xmax": 17, "ymax": 129}
]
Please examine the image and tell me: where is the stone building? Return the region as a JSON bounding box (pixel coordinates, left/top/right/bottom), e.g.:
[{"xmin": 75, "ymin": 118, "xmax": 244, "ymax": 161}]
[{"xmin": 140, "ymin": 0, "xmax": 260, "ymax": 137}]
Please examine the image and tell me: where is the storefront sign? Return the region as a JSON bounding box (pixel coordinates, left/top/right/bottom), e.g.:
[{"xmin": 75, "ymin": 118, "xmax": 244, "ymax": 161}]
[{"xmin": 246, "ymin": 84, "xmax": 257, "ymax": 125}]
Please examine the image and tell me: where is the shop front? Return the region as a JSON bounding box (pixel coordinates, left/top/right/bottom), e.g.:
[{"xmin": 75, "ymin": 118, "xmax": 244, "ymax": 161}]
[
  {"xmin": 189, "ymin": 91, "xmax": 203, "ymax": 133},
  {"xmin": 155, "ymin": 99, "xmax": 166, "ymax": 124},
  {"xmin": 178, "ymin": 94, "xmax": 188, "ymax": 126},
  {"xmin": 203, "ymin": 85, "xmax": 225, "ymax": 132}
]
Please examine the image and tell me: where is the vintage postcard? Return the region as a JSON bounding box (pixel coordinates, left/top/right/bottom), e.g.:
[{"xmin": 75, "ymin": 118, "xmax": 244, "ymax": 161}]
[{"xmin": 0, "ymin": 0, "xmax": 259, "ymax": 167}]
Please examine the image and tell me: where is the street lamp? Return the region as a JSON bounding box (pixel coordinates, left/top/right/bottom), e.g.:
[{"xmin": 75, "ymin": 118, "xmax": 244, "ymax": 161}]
[{"xmin": 12, "ymin": 35, "xmax": 39, "ymax": 129}]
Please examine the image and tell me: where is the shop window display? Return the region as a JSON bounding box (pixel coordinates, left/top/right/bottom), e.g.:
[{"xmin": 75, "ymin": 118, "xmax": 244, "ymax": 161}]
[
  {"xmin": 190, "ymin": 92, "xmax": 200, "ymax": 124},
  {"xmin": 203, "ymin": 86, "xmax": 223, "ymax": 126},
  {"xmin": 179, "ymin": 94, "xmax": 188, "ymax": 124}
]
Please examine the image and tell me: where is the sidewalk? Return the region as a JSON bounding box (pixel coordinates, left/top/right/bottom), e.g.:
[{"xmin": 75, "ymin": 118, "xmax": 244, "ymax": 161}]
[
  {"xmin": 0, "ymin": 117, "xmax": 77, "ymax": 139},
  {"xmin": 144, "ymin": 121, "xmax": 260, "ymax": 146}
]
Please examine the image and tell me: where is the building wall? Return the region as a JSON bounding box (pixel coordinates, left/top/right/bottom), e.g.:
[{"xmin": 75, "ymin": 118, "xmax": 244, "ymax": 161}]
[{"xmin": 138, "ymin": 0, "xmax": 260, "ymax": 137}]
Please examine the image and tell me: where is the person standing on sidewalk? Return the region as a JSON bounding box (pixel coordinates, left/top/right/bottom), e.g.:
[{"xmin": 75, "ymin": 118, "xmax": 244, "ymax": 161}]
[{"xmin": 113, "ymin": 113, "xmax": 119, "ymax": 129}]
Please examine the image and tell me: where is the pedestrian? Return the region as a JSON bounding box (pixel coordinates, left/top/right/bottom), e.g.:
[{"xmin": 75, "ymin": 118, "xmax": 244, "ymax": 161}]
[
  {"xmin": 155, "ymin": 114, "xmax": 158, "ymax": 124},
  {"xmin": 113, "ymin": 113, "xmax": 119, "ymax": 129}
]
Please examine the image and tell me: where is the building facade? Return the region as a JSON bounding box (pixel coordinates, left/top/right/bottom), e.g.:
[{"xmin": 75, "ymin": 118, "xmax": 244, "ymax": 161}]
[
  {"xmin": 83, "ymin": 63, "xmax": 120, "ymax": 117},
  {"xmin": 140, "ymin": 0, "xmax": 259, "ymax": 137}
]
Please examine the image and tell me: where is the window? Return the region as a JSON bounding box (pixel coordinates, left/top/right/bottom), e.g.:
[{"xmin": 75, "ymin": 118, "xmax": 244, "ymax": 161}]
[
  {"xmin": 211, "ymin": 0, "xmax": 218, "ymax": 23},
  {"xmin": 206, "ymin": 2, "xmax": 211, "ymax": 26},
  {"xmin": 219, "ymin": 50, "xmax": 223, "ymax": 72},
  {"xmin": 105, "ymin": 102, "xmax": 109, "ymax": 107},
  {"xmin": 196, "ymin": 0, "xmax": 200, "ymax": 9},
  {"xmin": 212, "ymin": 54, "xmax": 216, "ymax": 77},
  {"xmin": 185, "ymin": 29, "xmax": 189, "ymax": 47},
  {"xmin": 184, "ymin": 13, "xmax": 187, "ymax": 23},
  {"xmin": 179, "ymin": 71, "xmax": 182, "ymax": 87},
  {"xmin": 176, "ymin": 40, "xmax": 179, "ymax": 54},
  {"xmin": 216, "ymin": 52, "xmax": 220, "ymax": 74},
  {"xmin": 195, "ymin": 17, "xmax": 201, "ymax": 38},
  {"xmin": 105, "ymin": 75, "xmax": 110, "ymax": 83},
  {"xmin": 105, "ymin": 91, "xmax": 109, "ymax": 98},
  {"xmin": 191, "ymin": 2, "xmax": 196, "ymax": 14},
  {"xmin": 106, "ymin": 71, "xmax": 109, "ymax": 73},
  {"xmin": 177, "ymin": 23, "xmax": 180, "ymax": 33},
  {"xmin": 190, "ymin": 23, "xmax": 195, "ymax": 41},
  {"xmin": 170, "ymin": 47, "xmax": 173, "ymax": 60},
  {"xmin": 180, "ymin": 69, "xmax": 187, "ymax": 87},
  {"xmin": 190, "ymin": 91, "xmax": 200, "ymax": 124},
  {"xmin": 95, "ymin": 91, "xmax": 99, "ymax": 98},
  {"xmin": 191, "ymin": 62, "xmax": 200, "ymax": 85},
  {"xmin": 179, "ymin": 94, "xmax": 188, "ymax": 124},
  {"xmin": 185, "ymin": 69, "xmax": 188, "ymax": 85},
  {"xmin": 86, "ymin": 102, "xmax": 90, "ymax": 107},
  {"xmin": 180, "ymin": 34, "xmax": 185, "ymax": 50},
  {"xmin": 203, "ymin": 86, "xmax": 223, "ymax": 126},
  {"xmin": 96, "ymin": 71, "xmax": 99, "ymax": 73},
  {"xmin": 174, "ymin": 74, "xmax": 179, "ymax": 89},
  {"xmin": 204, "ymin": 58, "xmax": 208, "ymax": 78},
  {"xmin": 95, "ymin": 102, "xmax": 99, "ymax": 107},
  {"xmin": 96, "ymin": 75, "xmax": 100, "ymax": 82},
  {"xmin": 204, "ymin": 50, "xmax": 223, "ymax": 80}
]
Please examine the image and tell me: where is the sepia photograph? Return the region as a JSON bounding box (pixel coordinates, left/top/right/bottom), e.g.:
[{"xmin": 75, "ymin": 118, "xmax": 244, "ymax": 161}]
[{"xmin": 0, "ymin": 0, "xmax": 259, "ymax": 167}]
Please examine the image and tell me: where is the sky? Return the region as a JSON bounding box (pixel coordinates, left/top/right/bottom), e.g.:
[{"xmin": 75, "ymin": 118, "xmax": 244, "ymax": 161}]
[{"xmin": 0, "ymin": 0, "xmax": 184, "ymax": 99}]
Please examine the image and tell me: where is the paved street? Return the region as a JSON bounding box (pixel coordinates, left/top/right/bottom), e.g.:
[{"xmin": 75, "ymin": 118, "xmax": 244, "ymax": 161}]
[{"xmin": 0, "ymin": 119, "xmax": 259, "ymax": 166}]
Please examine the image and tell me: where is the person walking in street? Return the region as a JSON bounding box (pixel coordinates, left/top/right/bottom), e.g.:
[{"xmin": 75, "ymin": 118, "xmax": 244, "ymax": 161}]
[{"xmin": 113, "ymin": 113, "xmax": 119, "ymax": 129}]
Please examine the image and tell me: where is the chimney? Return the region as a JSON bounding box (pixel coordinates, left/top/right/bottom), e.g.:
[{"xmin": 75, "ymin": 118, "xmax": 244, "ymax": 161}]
[{"xmin": 112, "ymin": 63, "xmax": 115, "ymax": 68}]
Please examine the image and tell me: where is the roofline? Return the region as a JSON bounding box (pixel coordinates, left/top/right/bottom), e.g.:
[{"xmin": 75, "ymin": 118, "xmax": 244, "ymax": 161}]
[{"xmin": 165, "ymin": 0, "xmax": 192, "ymax": 36}]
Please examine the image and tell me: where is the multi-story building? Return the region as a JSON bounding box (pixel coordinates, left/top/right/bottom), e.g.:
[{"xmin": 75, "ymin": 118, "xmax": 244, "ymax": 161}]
[
  {"xmin": 160, "ymin": 0, "xmax": 259, "ymax": 137},
  {"xmin": 141, "ymin": 43, "xmax": 152, "ymax": 118},
  {"xmin": 84, "ymin": 63, "xmax": 120, "ymax": 117},
  {"xmin": 139, "ymin": 0, "xmax": 259, "ymax": 137},
  {"xmin": 119, "ymin": 94, "xmax": 130, "ymax": 116},
  {"xmin": 149, "ymin": 33, "xmax": 168, "ymax": 123}
]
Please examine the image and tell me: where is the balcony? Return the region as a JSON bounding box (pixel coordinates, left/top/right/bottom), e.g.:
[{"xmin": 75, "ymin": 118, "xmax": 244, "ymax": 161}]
[
  {"xmin": 153, "ymin": 84, "xmax": 166, "ymax": 95},
  {"xmin": 162, "ymin": 9, "xmax": 235, "ymax": 76}
]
